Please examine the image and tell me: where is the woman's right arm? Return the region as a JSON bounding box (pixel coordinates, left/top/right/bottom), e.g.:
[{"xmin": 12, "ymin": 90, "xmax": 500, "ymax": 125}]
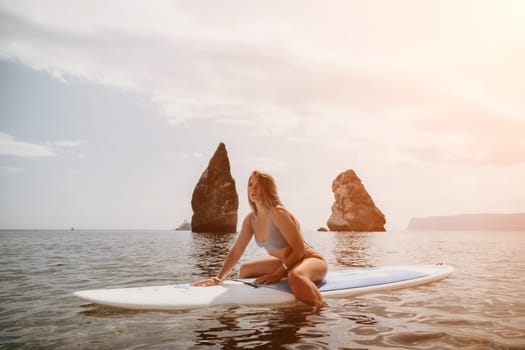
[{"xmin": 191, "ymin": 213, "xmax": 253, "ymax": 286}]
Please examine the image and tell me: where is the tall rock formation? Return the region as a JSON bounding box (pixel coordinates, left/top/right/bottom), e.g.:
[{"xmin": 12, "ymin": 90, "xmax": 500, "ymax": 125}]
[
  {"xmin": 327, "ymin": 169, "xmax": 386, "ymax": 232},
  {"xmin": 191, "ymin": 143, "xmax": 239, "ymax": 233}
]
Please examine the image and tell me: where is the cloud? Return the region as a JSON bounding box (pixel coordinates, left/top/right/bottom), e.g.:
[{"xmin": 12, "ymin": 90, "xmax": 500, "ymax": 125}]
[
  {"xmin": 235, "ymin": 156, "xmax": 288, "ymax": 172},
  {"xmin": 182, "ymin": 152, "xmax": 203, "ymax": 159},
  {"xmin": 1, "ymin": 2, "xmax": 524, "ymax": 168},
  {"xmin": 0, "ymin": 166, "xmax": 24, "ymax": 173},
  {"xmin": 216, "ymin": 118, "xmax": 256, "ymax": 126},
  {"xmin": 0, "ymin": 133, "xmax": 86, "ymax": 159},
  {"xmin": 287, "ymin": 136, "xmax": 311, "ymax": 143},
  {"xmin": 0, "ymin": 132, "xmax": 55, "ymax": 158},
  {"xmin": 49, "ymin": 140, "xmax": 85, "ymax": 147},
  {"xmin": 407, "ymin": 97, "xmax": 525, "ymax": 166},
  {"xmin": 1, "ymin": 6, "xmax": 432, "ymax": 124}
]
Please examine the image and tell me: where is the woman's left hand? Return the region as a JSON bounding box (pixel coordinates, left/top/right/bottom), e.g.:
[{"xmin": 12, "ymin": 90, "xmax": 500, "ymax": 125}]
[
  {"xmin": 255, "ymin": 270, "xmax": 286, "ymax": 284},
  {"xmin": 191, "ymin": 278, "xmax": 222, "ymax": 286}
]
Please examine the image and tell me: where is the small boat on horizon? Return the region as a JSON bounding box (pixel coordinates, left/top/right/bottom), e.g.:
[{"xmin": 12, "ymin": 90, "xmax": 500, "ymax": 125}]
[{"xmin": 175, "ymin": 219, "xmax": 191, "ymax": 231}]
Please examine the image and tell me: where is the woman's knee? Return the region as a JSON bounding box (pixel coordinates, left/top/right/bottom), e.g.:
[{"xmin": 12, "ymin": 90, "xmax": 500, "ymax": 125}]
[
  {"xmin": 287, "ymin": 268, "xmax": 307, "ymax": 287},
  {"xmin": 289, "ymin": 261, "xmax": 326, "ymax": 286}
]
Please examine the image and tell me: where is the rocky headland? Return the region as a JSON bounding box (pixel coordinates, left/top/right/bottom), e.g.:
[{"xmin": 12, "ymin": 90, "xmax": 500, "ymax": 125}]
[
  {"xmin": 191, "ymin": 143, "xmax": 239, "ymax": 233},
  {"xmin": 327, "ymin": 169, "xmax": 386, "ymax": 232},
  {"xmin": 407, "ymin": 213, "xmax": 525, "ymax": 231}
]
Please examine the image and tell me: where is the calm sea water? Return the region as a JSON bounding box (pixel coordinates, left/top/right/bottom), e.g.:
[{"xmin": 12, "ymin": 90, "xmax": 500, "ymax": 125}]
[{"xmin": 1, "ymin": 229, "xmax": 524, "ymax": 349}]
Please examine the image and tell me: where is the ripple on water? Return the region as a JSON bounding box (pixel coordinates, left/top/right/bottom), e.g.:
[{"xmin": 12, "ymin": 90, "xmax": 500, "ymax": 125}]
[{"xmin": 2, "ymin": 230, "xmax": 525, "ymax": 349}]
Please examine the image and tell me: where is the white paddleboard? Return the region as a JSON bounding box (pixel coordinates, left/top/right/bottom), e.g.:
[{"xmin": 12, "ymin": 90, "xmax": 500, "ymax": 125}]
[{"xmin": 74, "ymin": 264, "xmax": 453, "ymax": 310}]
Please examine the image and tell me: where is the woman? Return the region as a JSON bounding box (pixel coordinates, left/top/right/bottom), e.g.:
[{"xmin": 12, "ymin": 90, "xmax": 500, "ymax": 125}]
[{"xmin": 192, "ymin": 170, "xmax": 328, "ymax": 307}]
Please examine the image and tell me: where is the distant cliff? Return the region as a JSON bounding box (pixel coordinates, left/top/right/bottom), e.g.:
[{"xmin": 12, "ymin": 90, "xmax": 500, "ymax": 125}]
[{"xmin": 407, "ymin": 213, "xmax": 525, "ymax": 231}]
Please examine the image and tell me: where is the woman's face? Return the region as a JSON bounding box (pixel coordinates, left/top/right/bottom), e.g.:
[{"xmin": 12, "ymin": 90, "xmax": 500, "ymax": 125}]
[{"xmin": 248, "ymin": 175, "xmax": 261, "ymax": 201}]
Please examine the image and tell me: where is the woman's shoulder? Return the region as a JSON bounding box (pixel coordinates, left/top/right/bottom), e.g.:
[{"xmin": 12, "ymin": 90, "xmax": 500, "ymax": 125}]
[
  {"xmin": 272, "ymin": 206, "xmax": 292, "ymax": 220},
  {"xmin": 243, "ymin": 212, "xmax": 255, "ymax": 224},
  {"xmin": 272, "ymin": 206, "xmax": 300, "ymax": 229},
  {"xmin": 240, "ymin": 212, "xmax": 255, "ymax": 233}
]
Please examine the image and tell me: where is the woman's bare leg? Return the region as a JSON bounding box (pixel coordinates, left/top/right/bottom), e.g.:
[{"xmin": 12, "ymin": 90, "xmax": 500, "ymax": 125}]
[
  {"xmin": 287, "ymin": 258, "xmax": 328, "ymax": 307},
  {"xmin": 239, "ymin": 257, "xmax": 282, "ymax": 278}
]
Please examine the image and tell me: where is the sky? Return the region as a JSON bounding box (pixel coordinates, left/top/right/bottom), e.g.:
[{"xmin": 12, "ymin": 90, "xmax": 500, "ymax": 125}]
[{"xmin": 1, "ymin": 0, "xmax": 524, "ymax": 230}]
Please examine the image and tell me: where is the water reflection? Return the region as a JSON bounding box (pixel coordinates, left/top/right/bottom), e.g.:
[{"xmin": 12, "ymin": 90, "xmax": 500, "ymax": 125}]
[
  {"xmin": 4, "ymin": 230, "xmax": 524, "ymax": 349},
  {"xmin": 333, "ymin": 232, "xmax": 373, "ymax": 268},
  {"xmin": 194, "ymin": 305, "xmax": 328, "ymax": 349},
  {"xmin": 78, "ymin": 304, "xmax": 145, "ymax": 318},
  {"xmin": 190, "ymin": 232, "xmax": 237, "ymax": 278}
]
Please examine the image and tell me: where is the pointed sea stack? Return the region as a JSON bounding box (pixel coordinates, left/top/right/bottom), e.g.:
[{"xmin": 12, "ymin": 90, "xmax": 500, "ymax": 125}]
[
  {"xmin": 191, "ymin": 143, "xmax": 239, "ymax": 233},
  {"xmin": 327, "ymin": 169, "xmax": 386, "ymax": 232}
]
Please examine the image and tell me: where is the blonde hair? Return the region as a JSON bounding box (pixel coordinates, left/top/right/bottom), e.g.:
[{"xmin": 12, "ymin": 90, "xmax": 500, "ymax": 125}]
[
  {"xmin": 248, "ymin": 170, "xmax": 300, "ymax": 228},
  {"xmin": 248, "ymin": 170, "xmax": 282, "ymax": 214}
]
